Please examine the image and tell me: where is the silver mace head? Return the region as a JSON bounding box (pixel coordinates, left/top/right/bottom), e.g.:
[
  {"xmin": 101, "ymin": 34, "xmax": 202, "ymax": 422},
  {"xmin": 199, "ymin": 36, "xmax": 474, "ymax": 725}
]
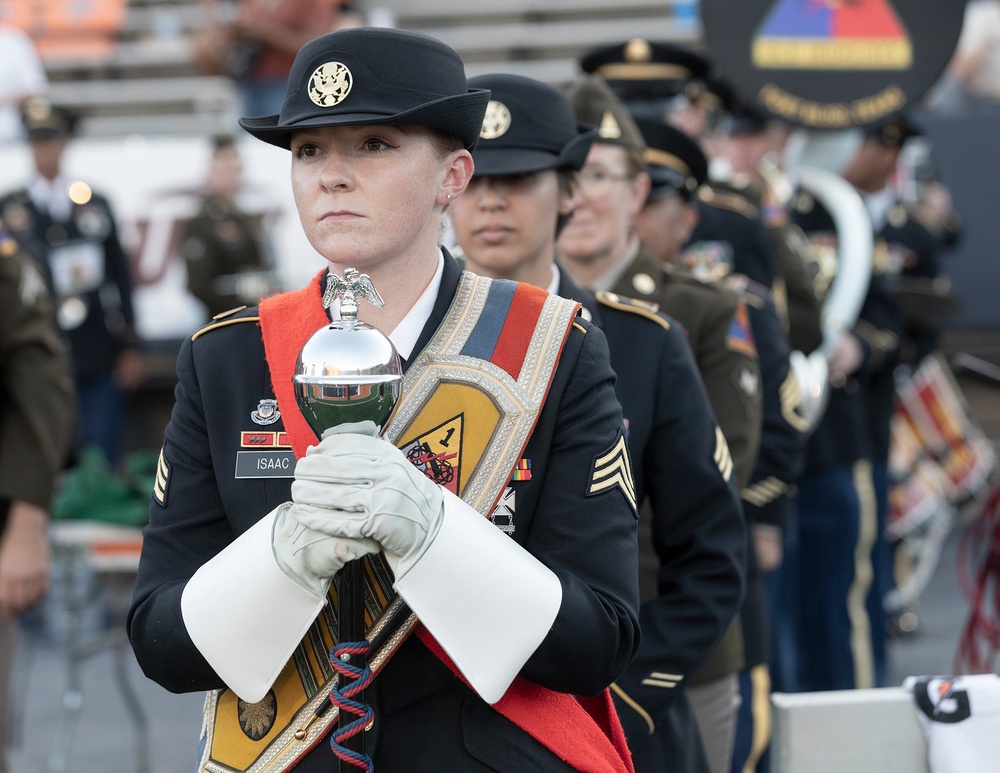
[{"xmin": 295, "ymin": 268, "xmax": 402, "ymax": 437}]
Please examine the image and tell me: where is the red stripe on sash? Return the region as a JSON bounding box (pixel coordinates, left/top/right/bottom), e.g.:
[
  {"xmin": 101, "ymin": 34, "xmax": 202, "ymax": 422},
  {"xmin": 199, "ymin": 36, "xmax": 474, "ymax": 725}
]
[
  {"xmin": 491, "ymin": 282, "xmax": 547, "ymax": 380},
  {"xmin": 416, "ymin": 628, "xmax": 634, "ymax": 773}
]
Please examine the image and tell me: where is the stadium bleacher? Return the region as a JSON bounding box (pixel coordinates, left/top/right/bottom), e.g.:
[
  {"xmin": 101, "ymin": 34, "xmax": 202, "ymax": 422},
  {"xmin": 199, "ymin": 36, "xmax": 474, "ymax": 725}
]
[{"xmin": 19, "ymin": 0, "xmax": 700, "ymax": 138}]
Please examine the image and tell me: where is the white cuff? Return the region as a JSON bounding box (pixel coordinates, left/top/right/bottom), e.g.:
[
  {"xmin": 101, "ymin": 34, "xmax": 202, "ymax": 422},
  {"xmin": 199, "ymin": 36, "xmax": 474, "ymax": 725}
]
[
  {"xmin": 393, "ymin": 489, "xmax": 562, "ymax": 704},
  {"xmin": 180, "ymin": 508, "xmax": 327, "ymax": 703}
]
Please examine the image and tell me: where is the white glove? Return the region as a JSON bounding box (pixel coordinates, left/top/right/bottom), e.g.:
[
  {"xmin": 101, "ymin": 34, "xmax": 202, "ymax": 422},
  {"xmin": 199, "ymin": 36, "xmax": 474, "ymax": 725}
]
[
  {"xmin": 271, "ymin": 501, "xmax": 381, "ymax": 598},
  {"xmin": 291, "ymin": 430, "xmax": 445, "ymax": 581}
]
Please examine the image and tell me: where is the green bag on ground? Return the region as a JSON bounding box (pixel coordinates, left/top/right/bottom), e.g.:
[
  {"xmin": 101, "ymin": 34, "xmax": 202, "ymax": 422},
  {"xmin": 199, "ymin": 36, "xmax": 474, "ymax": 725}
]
[{"xmin": 51, "ymin": 446, "xmax": 158, "ymax": 527}]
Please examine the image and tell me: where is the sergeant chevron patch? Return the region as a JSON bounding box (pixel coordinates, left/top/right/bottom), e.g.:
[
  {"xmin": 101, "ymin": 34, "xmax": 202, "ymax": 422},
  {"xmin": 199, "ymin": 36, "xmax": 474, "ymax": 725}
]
[
  {"xmin": 780, "ymin": 370, "xmax": 809, "ymax": 432},
  {"xmin": 153, "ymin": 448, "xmax": 170, "ymax": 507},
  {"xmin": 587, "ymin": 431, "xmax": 637, "ymax": 515},
  {"xmin": 714, "ymin": 427, "xmax": 734, "ymax": 482}
]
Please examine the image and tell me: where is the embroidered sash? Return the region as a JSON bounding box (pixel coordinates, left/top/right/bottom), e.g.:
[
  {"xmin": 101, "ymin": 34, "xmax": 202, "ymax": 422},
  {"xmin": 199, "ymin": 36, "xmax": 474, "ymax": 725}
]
[{"xmin": 198, "ymin": 269, "xmax": 632, "ymax": 773}]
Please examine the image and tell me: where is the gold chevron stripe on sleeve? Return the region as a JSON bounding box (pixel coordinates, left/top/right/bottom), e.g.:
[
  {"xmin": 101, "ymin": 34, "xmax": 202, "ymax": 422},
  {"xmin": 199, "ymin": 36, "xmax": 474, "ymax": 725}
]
[
  {"xmin": 589, "ymin": 434, "xmax": 637, "ymax": 512},
  {"xmin": 714, "ymin": 427, "xmax": 734, "ymax": 481}
]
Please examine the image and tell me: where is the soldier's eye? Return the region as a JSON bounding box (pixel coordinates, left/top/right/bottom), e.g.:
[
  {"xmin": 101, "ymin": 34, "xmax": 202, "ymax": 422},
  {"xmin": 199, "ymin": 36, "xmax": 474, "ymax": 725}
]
[
  {"xmin": 293, "ymin": 143, "xmax": 320, "ymax": 159},
  {"xmin": 361, "ymin": 137, "xmax": 398, "ymax": 153}
]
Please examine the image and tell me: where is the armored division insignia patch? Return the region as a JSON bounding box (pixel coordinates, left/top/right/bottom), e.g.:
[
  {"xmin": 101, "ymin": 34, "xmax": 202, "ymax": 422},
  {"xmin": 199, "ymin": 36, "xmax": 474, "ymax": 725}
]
[
  {"xmin": 587, "ymin": 431, "xmax": 637, "ymax": 514},
  {"xmin": 726, "ymin": 301, "xmax": 757, "ymax": 357},
  {"xmin": 714, "ymin": 427, "xmax": 734, "ymax": 481},
  {"xmin": 0, "ymin": 226, "xmax": 18, "ymax": 257},
  {"xmin": 401, "ymin": 414, "xmax": 463, "ymax": 496},
  {"xmin": 153, "ymin": 448, "xmax": 170, "ymax": 507}
]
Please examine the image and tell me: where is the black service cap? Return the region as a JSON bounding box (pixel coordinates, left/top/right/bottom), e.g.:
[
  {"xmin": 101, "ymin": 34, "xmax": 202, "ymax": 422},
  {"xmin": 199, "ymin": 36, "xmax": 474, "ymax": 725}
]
[
  {"xmin": 633, "ymin": 117, "xmax": 707, "ymax": 200},
  {"xmin": 467, "ymin": 73, "xmax": 596, "ymax": 176},
  {"xmin": 21, "ymin": 97, "xmax": 78, "ymax": 139},
  {"xmin": 239, "ymin": 27, "xmax": 490, "ymax": 151}
]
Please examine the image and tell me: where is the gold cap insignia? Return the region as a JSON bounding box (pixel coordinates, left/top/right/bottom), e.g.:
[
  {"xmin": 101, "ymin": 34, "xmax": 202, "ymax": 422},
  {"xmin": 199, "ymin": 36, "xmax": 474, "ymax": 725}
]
[
  {"xmin": 632, "ymin": 272, "xmax": 655, "ymax": 295},
  {"xmin": 624, "ymin": 38, "xmax": 652, "ymax": 63},
  {"xmin": 308, "ymin": 62, "xmax": 353, "ymax": 107},
  {"xmin": 481, "ymin": 100, "xmax": 512, "ymax": 140},
  {"xmin": 598, "ymin": 111, "xmax": 622, "ymax": 140}
]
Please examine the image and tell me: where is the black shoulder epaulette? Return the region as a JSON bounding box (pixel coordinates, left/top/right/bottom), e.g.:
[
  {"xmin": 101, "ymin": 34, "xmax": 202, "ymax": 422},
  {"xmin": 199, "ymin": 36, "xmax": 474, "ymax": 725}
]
[
  {"xmin": 596, "ymin": 290, "xmax": 670, "ymax": 330},
  {"xmin": 191, "ymin": 308, "xmax": 259, "ymax": 341}
]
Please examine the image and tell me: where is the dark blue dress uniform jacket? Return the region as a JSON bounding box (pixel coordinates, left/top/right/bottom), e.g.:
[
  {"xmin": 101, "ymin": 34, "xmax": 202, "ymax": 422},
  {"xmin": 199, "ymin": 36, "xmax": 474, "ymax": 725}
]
[
  {"xmin": 557, "ymin": 271, "xmax": 745, "ymax": 755},
  {"xmin": 127, "ymin": 255, "xmax": 640, "ymax": 772},
  {"xmin": 792, "ymin": 192, "xmax": 902, "ymax": 472}
]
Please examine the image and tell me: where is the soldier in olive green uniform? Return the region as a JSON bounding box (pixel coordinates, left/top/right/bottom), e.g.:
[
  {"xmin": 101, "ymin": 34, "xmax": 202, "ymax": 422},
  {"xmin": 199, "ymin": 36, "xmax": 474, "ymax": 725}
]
[
  {"xmin": 0, "ymin": 221, "xmax": 75, "ymax": 771},
  {"xmin": 180, "ymin": 135, "xmax": 280, "ymax": 319}
]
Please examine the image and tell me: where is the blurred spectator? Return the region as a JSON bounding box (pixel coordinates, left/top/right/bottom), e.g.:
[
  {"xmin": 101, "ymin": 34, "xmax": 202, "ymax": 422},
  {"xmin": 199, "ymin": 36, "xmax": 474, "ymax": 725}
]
[
  {"xmin": 180, "ymin": 134, "xmax": 281, "ymax": 319},
  {"xmin": 0, "ymin": 98, "xmax": 142, "ymax": 469},
  {"xmin": 0, "ymin": 225, "xmax": 75, "ymax": 773},
  {"xmin": 928, "ymin": 0, "xmax": 1000, "ymax": 110},
  {"xmin": 194, "ymin": 0, "xmax": 364, "ymax": 118},
  {"xmin": 0, "ymin": 25, "xmax": 48, "ymax": 146}
]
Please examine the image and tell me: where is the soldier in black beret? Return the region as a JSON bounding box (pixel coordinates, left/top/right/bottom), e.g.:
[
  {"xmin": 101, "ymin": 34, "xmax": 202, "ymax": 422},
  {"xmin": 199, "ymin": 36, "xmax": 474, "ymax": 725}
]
[
  {"xmin": 452, "ymin": 70, "xmax": 747, "ymax": 773},
  {"xmin": 0, "ymin": 97, "xmax": 142, "ymax": 469},
  {"xmin": 128, "ymin": 27, "xmax": 640, "ymax": 773}
]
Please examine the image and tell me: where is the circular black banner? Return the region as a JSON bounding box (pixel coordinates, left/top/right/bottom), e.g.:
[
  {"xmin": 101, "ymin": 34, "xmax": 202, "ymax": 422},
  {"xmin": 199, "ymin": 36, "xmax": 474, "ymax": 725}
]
[{"xmin": 702, "ymin": 0, "xmax": 967, "ymax": 129}]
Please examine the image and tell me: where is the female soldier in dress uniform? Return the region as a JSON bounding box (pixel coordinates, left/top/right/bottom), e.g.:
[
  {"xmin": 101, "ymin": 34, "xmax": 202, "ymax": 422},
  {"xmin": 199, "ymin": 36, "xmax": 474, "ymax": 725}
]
[{"xmin": 128, "ymin": 27, "xmax": 639, "ymax": 773}]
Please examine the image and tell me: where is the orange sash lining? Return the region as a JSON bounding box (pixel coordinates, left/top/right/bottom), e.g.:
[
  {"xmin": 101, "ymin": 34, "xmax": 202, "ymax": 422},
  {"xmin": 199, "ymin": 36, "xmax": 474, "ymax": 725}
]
[{"xmin": 258, "ymin": 273, "xmax": 633, "ymax": 773}]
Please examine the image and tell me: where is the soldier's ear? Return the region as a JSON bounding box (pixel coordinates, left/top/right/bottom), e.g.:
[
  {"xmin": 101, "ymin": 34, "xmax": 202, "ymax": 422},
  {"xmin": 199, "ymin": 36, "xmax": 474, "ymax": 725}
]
[{"xmin": 440, "ymin": 149, "xmax": 474, "ymax": 204}]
